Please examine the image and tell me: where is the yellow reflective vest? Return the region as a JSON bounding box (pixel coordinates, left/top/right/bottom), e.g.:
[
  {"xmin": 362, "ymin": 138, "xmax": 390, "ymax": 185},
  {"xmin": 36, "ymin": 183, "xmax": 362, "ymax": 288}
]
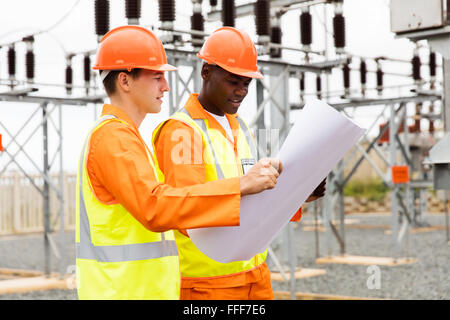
[
  {"xmin": 76, "ymin": 115, "xmax": 179, "ymax": 300},
  {"xmin": 152, "ymin": 108, "xmax": 268, "ymax": 279}
]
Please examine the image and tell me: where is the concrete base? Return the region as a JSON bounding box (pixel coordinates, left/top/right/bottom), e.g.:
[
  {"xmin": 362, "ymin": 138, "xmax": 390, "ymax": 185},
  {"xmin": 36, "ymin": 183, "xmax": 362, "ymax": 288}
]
[
  {"xmin": 301, "ymin": 218, "xmax": 361, "ymax": 226},
  {"xmin": 0, "ymin": 276, "xmax": 70, "ymax": 295},
  {"xmin": 273, "ymin": 290, "xmax": 385, "ymax": 300},
  {"xmin": 385, "ymin": 225, "xmax": 449, "ymax": 235},
  {"xmin": 271, "ymin": 268, "xmax": 326, "ymax": 282},
  {"xmin": 0, "ymin": 268, "xmax": 73, "ymax": 295},
  {"xmin": 303, "ymin": 224, "xmax": 390, "ymax": 232},
  {"xmin": 315, "ymin": 254, "xmax": 416, "ymax": 266}
]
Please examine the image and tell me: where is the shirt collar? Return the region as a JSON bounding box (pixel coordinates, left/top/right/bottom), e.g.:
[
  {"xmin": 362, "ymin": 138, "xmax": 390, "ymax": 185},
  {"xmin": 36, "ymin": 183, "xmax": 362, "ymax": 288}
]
[
  {"xmin": 184, "ymin": 94, "xmax": 238, "ymax": 120},
  {"xmin": 184, "ymin": 94, "xmax": 240, "ymax": 139},
  {"xmin": 101, "ymin": 104, "xmax": 138, "ymax": 131}
]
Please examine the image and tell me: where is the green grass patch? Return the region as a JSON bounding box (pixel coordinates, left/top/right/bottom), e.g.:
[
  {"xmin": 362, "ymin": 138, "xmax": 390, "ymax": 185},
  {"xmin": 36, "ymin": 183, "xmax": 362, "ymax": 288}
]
[{"xmin": 344, "ymin": 178, "xmax": 390, "ymax": 201}]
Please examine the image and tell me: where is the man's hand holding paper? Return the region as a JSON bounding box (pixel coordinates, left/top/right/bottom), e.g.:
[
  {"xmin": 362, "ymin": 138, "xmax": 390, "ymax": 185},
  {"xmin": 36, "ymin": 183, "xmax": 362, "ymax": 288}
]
[{"xmin": 188, "ymin": 99, "xmax": 365, "ymax": 263}]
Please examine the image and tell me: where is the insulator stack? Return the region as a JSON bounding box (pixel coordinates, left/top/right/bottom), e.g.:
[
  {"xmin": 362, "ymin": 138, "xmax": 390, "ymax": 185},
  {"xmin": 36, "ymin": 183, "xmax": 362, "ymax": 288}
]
[
  {"xmin": 299, "ymin": 72, "xmax": 305, "ymax": 102},
  {"xmin": 342, "ymin": 62, "xmax": 350, "ymax": 97},
  {"xmin": 191, "ymin": 2, "xmax": 204, "ymax": 47},
  {"xmin": 332, "ymin": 0, "xmax": 345, "ymax": 45},
  {"xmin": 65, "ymin": 55, "xmax": 73, "ymax": 95},
  {"xmin": 333, "ymin": 13, "xmax": 346, "ymax": 52},
  {"xmin": 376, "ymin": 62, "xmax": 383, "ymax": 95},
  {"xmin": 222, "ymin": 0, "xmax": 236, "ymax": 27},
  {"xmin": 300, "ymin": 9, "xmax": 312, "ymax": 47},
  {"xmin": 191, "ymin": 12, "xmax": 204, "ymax": 36},
  {"xmin": 429, "ymin": 51, "xmax": 436, "ymax": 90},
  {"xmin": 447, "ymin": 0, "xmax": 450, "ymax": 22},
  {"xmin": 8, "ymin": 45, "xmax": 16, "ymax": 80},
  {"xmin": 429, "ymin": 120, "xmax": 435, "ymax": 133},
  {"xmin": 316, "ymin": 73, "xmax": 322, "ymax": 99},
  {"xmin": 26, "ymin": 51, "xmax": 34, "ymax": 81},
  {"xmin": 84, "ymin": 55, "xmax": 91, "ymax": 83},
  {"xmin": 360, "ymin": 59, "xmax": 367, "ymax": 96},
  {"xmin": 125, "ymin": 0, "xmax": 141, "ymax": 25},
  {"xmin": 255, "ymin": 0, "xmax": 270, "ymax": 43},
  {"xmin": 84, "ymin": 55, "xmax": 91, "ymax": 93},
  {"xmin": 270, "ymin": 26, "xmax": 282, "ymax": 58},
  {"xmin": 23, "ymin": 36, "xmax": 35, "ymax": 81},
  {"xmin": 412, "ymin": 54, "xmax": 421, "ymax": 83},
  {"xmin": 95, "ymin": 0, "xmax": 110, "ymax": 41},
  {"xmin": 159, "ymin": 0, "xmax": 175, "ymax": 28},
  {"xmin": 414, "ymin": 103, "xmax": 421, "ymax": 132},
  {"xmin": 429, "ymin": 52, "xmax": 436, "ymax": 77},
  {"xmin": 429, "ymin": 103, "xmax": 435, "ymax": 133}
]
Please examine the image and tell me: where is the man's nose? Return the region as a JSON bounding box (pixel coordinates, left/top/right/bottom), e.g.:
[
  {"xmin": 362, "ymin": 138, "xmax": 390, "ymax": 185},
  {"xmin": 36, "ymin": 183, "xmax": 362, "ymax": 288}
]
[
  {"xmin": 234, "ymin": 84, "xmax": 248, "ymax": 97},
  {"xmin": 161, "ymin": 76, "xmax": 170, "ymax": 92}
]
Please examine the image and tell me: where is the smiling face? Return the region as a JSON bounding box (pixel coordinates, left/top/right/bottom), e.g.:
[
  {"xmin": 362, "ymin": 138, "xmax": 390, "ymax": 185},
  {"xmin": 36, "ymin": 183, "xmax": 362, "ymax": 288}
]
[
  {"xmin": 128, "ymin": 69, "xmax": 170, "ymax": 114},
  {"xmin": 198, "ymin": 64, "xmax": 252, "ymax": 116}
]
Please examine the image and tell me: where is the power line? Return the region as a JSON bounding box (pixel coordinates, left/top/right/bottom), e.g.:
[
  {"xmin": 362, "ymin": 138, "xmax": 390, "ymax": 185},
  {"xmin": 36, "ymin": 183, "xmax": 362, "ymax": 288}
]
[{"xmin": 0, "ymin": 0, "xmax": 82, "ymax": 46}]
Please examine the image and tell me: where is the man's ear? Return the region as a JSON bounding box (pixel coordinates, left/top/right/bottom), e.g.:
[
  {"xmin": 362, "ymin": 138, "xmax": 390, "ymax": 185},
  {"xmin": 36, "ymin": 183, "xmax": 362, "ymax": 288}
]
[
  {"xmin": 201, "ymin": 63, "xmax": 212, "ymax": 81},
  {"xmin": 116, "ymin": 72, "xmax": 132, "ymax": 92}
]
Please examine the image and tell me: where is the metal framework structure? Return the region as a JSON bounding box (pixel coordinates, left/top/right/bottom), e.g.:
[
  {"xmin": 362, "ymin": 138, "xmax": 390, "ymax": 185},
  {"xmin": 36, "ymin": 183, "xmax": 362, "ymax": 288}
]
[
  {"xmin": 320, "ymin": 94, "xmax": 442, "ymax": 260},
  {"xmin": 0, "ymin": 94, "xmax": 103, "ymax": 278}
]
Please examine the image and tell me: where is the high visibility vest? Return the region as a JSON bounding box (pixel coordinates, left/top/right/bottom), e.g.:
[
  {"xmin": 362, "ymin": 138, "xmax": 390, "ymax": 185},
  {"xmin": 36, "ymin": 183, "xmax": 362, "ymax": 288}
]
[
  {"xmin": 76, "ymin": 115, "xmax": 179, "ymax": 300},
  {"xmin": 152, "ymin": 108, "xmax": 268, "ymax": 278}
]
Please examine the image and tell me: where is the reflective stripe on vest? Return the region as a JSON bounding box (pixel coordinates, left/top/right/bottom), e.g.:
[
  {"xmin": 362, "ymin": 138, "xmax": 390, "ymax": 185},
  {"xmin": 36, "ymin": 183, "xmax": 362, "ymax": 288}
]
[
  {"xmin": 76, "ymin": 115, "xmax": 177, "ymax": 263},
  {"xmin": 179, "ymin": 108, "xmax": 226, "ymax": 179},
  {"xmin": 180, "ymin": 108, "xmax": 257, "ymax": 160}
]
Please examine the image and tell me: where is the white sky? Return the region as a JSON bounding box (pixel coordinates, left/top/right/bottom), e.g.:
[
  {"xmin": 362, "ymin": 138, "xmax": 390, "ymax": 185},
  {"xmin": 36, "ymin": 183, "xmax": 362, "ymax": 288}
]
[{"xmin": 0, "ymin": 0, "xmax": 443, "ymax": 173}]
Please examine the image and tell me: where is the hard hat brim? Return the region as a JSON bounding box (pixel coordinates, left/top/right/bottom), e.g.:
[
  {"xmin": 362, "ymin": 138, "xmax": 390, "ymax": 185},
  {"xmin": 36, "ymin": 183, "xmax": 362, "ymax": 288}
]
[
  {"xmin": 145, "ymin": 64, "xmax": 178, "ymax": 72},
  {"xmin": 215, "ymin": 62, "xmax": 263, "ymax": 79}
]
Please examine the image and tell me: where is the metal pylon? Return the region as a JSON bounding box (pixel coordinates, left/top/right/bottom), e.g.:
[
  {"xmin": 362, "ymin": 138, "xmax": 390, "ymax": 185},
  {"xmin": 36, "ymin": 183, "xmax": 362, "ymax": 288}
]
[{"xmin": 0, "ymin": 101, "xmax": 65, "ymax": 277}]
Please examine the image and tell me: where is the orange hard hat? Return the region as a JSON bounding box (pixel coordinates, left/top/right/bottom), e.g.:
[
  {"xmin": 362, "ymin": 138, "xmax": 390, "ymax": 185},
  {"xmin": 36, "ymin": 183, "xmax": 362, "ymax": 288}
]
[
  {"xmin": 197, "ymin": 27, "xmax": 263, "ymax": 79},
  {"xmin": 93, "ymin": 25, "xmax": 176, "ymax": 72}
]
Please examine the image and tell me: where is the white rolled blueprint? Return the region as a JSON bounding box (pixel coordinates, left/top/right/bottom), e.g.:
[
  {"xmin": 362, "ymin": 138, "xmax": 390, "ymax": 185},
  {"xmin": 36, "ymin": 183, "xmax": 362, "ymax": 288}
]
[{"xmin": 187, "ymin": 99, "xmax": 366, "ymax": 263}]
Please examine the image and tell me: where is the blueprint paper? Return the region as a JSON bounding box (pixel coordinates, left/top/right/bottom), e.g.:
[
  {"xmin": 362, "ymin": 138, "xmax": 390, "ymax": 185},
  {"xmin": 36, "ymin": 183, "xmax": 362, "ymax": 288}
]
[{"xmin": 187, "ymin": 99, "xmax": 365, "ymax": 263}]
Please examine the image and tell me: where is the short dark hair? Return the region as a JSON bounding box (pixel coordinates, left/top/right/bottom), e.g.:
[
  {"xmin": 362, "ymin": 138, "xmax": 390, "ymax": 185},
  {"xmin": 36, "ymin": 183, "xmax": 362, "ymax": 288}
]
[{"xmin": 101, "ymin": 69, "xmax": 142, "ymax": 96}]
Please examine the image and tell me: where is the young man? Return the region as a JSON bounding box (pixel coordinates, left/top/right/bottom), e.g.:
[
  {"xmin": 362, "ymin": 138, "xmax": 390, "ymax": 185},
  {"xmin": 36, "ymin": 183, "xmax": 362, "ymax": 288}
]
[
  {"xmin": 76, "ymin": 25, "xmax": 282, "ymax": 300},
  {"xmin": 153, "ymin": 27, "xmax": 326, "ymax": 300}
]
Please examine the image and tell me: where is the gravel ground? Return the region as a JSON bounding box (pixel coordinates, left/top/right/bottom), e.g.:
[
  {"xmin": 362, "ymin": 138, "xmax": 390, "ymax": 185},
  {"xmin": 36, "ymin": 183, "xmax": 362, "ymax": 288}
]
[
  {"xmin": 270, "ymin": 213, "xmax": 450, "ymax": 300},
  {"xmin": 0, "ymin": 213, "xmax": 448, "ymax": 300}
]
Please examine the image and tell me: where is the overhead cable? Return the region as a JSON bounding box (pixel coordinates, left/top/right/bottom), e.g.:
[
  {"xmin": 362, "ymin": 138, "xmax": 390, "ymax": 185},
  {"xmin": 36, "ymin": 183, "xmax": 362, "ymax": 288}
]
[{"xmin": 0, "ymin": 0, "xmax": 82, "ymax": 46}]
